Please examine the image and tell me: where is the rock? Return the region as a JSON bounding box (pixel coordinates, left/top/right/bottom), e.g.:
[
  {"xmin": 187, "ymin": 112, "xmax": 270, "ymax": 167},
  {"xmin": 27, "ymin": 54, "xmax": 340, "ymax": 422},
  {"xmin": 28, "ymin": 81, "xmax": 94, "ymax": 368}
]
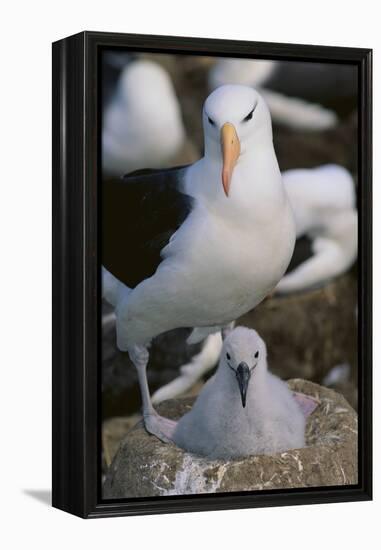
[
  {"xmin": 102, "ymin": 380, "xmax": 205, "ymax": 467},
  {"xmin": 103, "ymin": 380, "xmax": 358, "ymax": 498},
  {"xmin": 102, "ymin": 415, "xmax": 141, "ymax": 468}
]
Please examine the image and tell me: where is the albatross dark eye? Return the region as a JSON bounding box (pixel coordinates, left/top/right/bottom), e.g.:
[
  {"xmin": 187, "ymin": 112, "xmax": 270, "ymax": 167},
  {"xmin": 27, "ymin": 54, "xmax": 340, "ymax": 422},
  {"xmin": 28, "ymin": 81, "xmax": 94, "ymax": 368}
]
[
  {"xmin": 243, "ymin": 108, "xmax": 254, "ymax": 122},
  {"xmin": 254, "ymin": 351, "xmax": 259, "ymax": 358},
  {"xmin": 208, "ymin": 116, "xmax": 215, "ymax": 126},
  {"xmin": 226, "ymin": 352, "xmax": 231, "ymax": 360}
]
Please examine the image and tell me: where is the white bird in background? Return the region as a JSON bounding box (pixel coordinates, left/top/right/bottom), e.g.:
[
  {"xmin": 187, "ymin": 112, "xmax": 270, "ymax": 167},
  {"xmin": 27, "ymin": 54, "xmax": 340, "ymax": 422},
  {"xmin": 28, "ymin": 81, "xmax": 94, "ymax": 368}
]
[
  {"xmin": 209, "ymin": 58, "xmax": 338, "ymax": 131},
  {"xmin": 210, "ymin": 58, "xmax": 276, "ymax": 89},
  {"xmin": 102, "ymin": 85, "xmax": 296, "ymax": 442},
  {"xmin": 102, "ymin": 59, "xmax": 186, "ymax": 176},
  {"xmin": 276, "ymin": 164, "xmax": 357, "ymax": 294},
  {"xmin": 152, "ymin": 164, "xmax": 357, "ymax": 403},
  {"xmin": 173, "ymin": 327, "xmax": 315, "ymax": 459},
  {"xmin": 151, "ymin": 331, "xmax": 223, "ymax": 405}
]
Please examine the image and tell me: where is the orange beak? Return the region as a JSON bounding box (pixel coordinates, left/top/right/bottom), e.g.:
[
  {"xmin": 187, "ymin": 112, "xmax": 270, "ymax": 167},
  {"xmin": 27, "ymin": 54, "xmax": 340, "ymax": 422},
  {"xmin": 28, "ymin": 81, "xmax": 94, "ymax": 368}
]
[{"xmin": 221, "ymin": 122, "xmax": 240, "ymax": 197}]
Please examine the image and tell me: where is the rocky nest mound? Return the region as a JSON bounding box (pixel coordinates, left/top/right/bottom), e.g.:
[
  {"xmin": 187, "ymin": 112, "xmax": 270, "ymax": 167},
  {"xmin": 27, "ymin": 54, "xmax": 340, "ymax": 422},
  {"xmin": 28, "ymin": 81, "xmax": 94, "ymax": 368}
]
[{"xmin": 103, "ymin": 379, "xmax": 357, "ymax": 498}]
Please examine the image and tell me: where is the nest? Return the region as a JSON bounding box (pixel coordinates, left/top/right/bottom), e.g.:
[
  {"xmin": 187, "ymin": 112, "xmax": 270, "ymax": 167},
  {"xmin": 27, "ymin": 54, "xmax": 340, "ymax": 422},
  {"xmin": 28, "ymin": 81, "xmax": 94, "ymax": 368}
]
[{"xmin": 103, "ymin": 379, "xmax": 358, "ymax": 498}]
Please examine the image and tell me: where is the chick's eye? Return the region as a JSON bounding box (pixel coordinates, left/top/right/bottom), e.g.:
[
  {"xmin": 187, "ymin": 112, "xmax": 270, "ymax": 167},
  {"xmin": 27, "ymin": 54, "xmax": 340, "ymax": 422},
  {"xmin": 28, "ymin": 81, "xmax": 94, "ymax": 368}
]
[
  {"xmin": 226, "ymin": 352, "xmax": 231, "ymax": 360},
  {"xmin": 208, "ymin": 116, "xmax": 215, "ymax": 126},
  {"xmin": 254, "ymin": 351, "xmax": 259, "ymax": 358}
]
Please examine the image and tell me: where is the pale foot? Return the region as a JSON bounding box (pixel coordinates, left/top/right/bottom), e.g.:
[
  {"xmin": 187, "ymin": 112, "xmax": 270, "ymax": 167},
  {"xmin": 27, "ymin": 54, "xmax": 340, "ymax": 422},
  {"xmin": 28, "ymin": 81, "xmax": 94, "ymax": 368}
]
[
  {"xmin": 293, "ymin": 391, "xmax": 320, "ymax": 417},
  {"xmin": 143, "ymin": 413, "xmax": 178, "ymax": 443}
]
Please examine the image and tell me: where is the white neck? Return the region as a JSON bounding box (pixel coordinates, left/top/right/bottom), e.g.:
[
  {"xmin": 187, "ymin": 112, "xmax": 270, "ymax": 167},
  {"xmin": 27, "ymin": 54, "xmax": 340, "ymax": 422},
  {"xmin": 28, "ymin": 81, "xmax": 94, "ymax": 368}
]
[{"xmin": 184, "ymin": 136, "xmax": 287, "ymax": 224}]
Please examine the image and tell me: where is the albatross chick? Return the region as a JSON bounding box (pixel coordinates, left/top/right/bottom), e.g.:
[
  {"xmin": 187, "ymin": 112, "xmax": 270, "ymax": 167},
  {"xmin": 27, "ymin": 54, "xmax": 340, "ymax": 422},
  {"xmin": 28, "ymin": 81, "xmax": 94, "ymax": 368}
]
[{"xmin": 173, "ymin": 327, "xmax": 312, "ymax": 459}]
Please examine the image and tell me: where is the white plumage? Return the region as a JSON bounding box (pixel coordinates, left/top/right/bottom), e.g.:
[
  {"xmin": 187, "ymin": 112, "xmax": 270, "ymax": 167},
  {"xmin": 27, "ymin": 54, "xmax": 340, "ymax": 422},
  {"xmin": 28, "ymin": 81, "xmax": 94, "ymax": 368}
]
[
  {"xmin": 102, "ymin": 59, "xmax": 186, "ymax": 175},
  {"xmin": 173, "ymin": 327, "xmax": 307, "ymax": 459},
  {"xmin": 276, "ymin": 164, "xmax": 357, "ymax": 294},
  {"xmin": 114, "ymin": 85, "xmax": 295, "ymax": 350}
]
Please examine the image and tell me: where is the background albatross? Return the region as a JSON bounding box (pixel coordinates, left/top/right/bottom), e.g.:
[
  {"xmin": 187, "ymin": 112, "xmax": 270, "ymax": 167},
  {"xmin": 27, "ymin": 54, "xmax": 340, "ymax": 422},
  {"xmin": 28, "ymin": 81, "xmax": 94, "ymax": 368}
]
[{"xmin": 102, "ymin": 85, "xmax": 296, "ymax": 442}]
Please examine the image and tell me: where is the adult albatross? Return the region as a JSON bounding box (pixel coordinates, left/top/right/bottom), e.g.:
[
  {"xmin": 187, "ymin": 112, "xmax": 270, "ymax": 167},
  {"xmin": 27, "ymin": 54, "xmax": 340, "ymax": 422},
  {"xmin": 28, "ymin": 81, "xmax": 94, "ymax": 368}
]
[{"xmin": 102, "ymin": 85, "xmax": 296, "ymax": 442}]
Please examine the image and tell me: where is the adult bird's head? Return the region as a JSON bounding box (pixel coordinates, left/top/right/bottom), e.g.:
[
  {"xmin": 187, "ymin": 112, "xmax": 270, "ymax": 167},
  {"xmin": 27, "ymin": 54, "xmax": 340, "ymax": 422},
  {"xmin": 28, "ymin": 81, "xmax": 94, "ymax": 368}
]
[
  {"xmin": 203, "ymin": 85, "xmax": 272, "ymax": 197},
  {"xmin": 221, "ymin": 327, "xmax": 267, "ymax": 408}
]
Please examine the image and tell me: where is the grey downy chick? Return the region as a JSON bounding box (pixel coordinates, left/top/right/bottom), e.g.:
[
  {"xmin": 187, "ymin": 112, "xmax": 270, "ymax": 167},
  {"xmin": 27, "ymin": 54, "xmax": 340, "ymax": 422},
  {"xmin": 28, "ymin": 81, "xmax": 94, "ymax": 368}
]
[{"xmin": 173, "ymin": 327, "xmax": 307, "ymax": 459}]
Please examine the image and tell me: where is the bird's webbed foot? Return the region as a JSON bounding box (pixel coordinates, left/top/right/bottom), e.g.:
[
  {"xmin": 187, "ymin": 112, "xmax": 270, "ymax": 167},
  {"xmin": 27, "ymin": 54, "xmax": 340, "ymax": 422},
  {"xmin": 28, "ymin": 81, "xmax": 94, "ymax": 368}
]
[
  {"xmin": 293, "ymin": 391, "xmax": 320, "ymax": 417},
  {"xmin": 143, "ymin": 413, "xmax": 178, "ymax": 444}
]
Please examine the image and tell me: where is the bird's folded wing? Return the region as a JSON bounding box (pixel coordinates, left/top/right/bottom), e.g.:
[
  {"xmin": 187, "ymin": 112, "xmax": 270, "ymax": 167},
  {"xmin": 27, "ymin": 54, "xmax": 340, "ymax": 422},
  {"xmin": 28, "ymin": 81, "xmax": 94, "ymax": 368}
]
[{"xmin": 102, "ymin": 166, "xmax": 193, "ymax": 288}]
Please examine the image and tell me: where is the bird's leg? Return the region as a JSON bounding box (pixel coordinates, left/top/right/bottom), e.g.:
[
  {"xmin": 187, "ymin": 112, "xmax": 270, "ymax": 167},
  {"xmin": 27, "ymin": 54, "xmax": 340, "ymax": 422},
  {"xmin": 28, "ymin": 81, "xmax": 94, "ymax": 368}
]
[
  {"xmin": 128, "ymin": 345, "xmax": 155, "ymax": 415},
  {"xmin": 221, "ymin": 321, "xmax": 235, "ymax": 341},
  {"xmin": 128, "ymin": 345, "xmax": 177, "ymax": 444}
]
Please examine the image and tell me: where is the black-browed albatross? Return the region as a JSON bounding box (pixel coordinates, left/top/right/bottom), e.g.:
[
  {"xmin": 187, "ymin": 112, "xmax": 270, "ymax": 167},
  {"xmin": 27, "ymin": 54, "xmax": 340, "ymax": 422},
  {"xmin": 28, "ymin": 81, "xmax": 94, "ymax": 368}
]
[{"xmin": 102, "ymin": 84, "xmax": 296, "ymax": 442}]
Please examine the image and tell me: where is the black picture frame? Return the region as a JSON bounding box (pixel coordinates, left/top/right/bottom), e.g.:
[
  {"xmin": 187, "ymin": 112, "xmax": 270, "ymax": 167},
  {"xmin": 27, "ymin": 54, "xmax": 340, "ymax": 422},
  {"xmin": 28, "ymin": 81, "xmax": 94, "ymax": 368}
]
[{"xmin": 52, "ymin": 31, "xmax": 372, "ymax": 519}]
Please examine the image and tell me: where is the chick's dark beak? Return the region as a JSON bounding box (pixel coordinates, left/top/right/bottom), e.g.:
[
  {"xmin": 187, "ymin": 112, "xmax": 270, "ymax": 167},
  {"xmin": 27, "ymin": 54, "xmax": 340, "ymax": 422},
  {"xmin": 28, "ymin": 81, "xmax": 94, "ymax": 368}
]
[{"xmin": 236, "ymin": 362, "xmax": 251, "ymax": 408}]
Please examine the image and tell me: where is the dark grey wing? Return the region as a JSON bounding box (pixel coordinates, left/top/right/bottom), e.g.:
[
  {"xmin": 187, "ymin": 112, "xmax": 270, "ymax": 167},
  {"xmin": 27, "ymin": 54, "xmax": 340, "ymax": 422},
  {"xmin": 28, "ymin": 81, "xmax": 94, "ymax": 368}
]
[{"xmin": 102, "ymin": 165, "xmax": 193, "ymax": 288}]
